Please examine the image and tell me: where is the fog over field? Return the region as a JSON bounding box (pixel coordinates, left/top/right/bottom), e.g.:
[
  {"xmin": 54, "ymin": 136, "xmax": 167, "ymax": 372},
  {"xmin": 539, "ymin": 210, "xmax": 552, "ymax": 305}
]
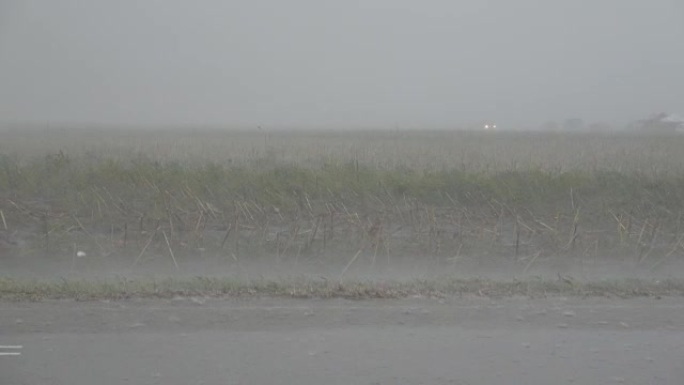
[
  {"xmin": 1, "ymin": 0, "xmax": 684, "ymax": 129},
  {"xmin": 3, "ymin": 3, "xmax": 684, "ymax": 385}
]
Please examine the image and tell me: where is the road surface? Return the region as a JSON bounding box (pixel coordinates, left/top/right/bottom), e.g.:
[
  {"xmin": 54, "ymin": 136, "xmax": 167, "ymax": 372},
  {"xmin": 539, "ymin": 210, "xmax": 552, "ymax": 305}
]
[{"xmin": 2, "ymin": 296, "xmax": 683, "ymax": 385}]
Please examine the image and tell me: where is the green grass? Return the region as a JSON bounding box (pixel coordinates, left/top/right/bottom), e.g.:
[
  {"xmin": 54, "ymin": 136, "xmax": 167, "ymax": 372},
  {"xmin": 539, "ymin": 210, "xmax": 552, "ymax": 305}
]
[
  {"xmin": 2, "ymin": 128, "xmax": 684, "ymax": 266},
  {"xmin": 4, "ymin": 154, "xmax": 681, "ymax": 207},
  {"xmin": 1, "ymin": 276, "xmax": 682, "ymax": 301}
]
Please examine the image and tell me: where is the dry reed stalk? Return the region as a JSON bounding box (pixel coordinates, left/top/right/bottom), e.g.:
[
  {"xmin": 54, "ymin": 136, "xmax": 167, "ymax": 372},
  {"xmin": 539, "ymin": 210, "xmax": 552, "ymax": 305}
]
[
  {"xmin": 101, "ymin": 187, "xmax": 129, "ymax": 217},
  {"xmin": 132, "ymin": 226, "xmax": 159, "ymax": 267},
  {"xmin": 562, "ymin": 209, "xmax": 580, "ymax": 252},
  {"xmin": 448, "ymin": 242, "xmax": 464, "ymax": 264},
  {"xmin": 42, "ymin": 213, "xmax": 49, "ymax": 254},
  {"xmin": 72, "ymin": 215, "xmax": 106, "ymax": 254},
  {"xmin": 304, "ymin": 193, "xmax": 314, "ymax": 217},
  {"xmin": 306, "ymin": 216, "xmax": 320, "ymax": 250},
  {"xmin": 649, "ymin": 231, "xmax": 684, "ymax": 270},
  {"xmin": 276, "ymin": 230, "xmax": 283, "ymax": 259},
  {"xmin": 581, "ymin": 237, "xmax": 599, "ymax": 258},
  {"xmin": 635, "ymin": 219, "xmax": 648, "ymax": 248},
  {"xmin": 259, "ymin": 217, "xmax": 270, "ymax": 246},
  {"xmin": 639, "ymin": 221, "xmax": 661, "ymax": 264},
  {"xmin": 339, "ymin": 248, "xmax": 364, "ymax": 283},
  {"xmin": 165, "ymin": 195, "xmax": 175, "ymax": 236},
  {"xmin": 194, "ymin": 210, "xmax": 204, "ymax": 233},
  {"xmin": 233, "ymin": 212, "xmax": 240, "ymax": 254},
  {"xmin": 220, "ymin": 222, "xmax": 233, "ymax": 249},
  {"xmin": 569, "ymin": 187, "xmax": 575, "ymax": 211},
  {"xmin": 91, "ymin": 187, "xmax": 108, "ymax": 215},
  {"xmin": 531, "ymin": 215, "xmax": 556, "ymax": 233},
  {"xmin": 236, "ymin": 201, "xmax": 254, "ymax": 222},
  {"xmin": 339, "ymin": 201, "xmax": 351, "ymax": 216},
  {"xmin": 612, "ymin": 212, "xmax": 629, "ymax": 245},
  {"xmin": 162, "ymin": 230, "xmax": 179, "ymax": 271},
  {"xmin": 281, "ymin": 224, "xmax": 299, "ymax": 258},
  {"xmin": 249, "ymin": 200, "xmax": 265, "ymax": 216},
  {"xmin": 366, "ymin": 218, "xmax": 384, "ymax": 266},
  {"xmin": 514, "ymin": 216, "xmax": 520, "ymax": 259},
  {"xmin": 523, "ymin": 250, "xmax": 544, "ymax": 274}
]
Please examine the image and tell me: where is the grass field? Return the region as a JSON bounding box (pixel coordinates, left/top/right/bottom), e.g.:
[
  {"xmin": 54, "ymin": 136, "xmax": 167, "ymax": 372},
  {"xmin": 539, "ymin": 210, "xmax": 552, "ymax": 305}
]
[
  {"xmin": 1, "ymin": 127, "xmax": 684, "ymax": 280},
  {"xmin": 1, "ymin": 275, "xmax": 682, "ymax": 301}
]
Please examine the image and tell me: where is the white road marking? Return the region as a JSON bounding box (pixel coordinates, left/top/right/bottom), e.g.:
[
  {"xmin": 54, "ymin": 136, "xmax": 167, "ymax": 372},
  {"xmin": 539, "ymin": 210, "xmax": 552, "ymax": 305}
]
[{"xmin": 0, "ymin": 345, "xmax": 23, "ymax": 356}]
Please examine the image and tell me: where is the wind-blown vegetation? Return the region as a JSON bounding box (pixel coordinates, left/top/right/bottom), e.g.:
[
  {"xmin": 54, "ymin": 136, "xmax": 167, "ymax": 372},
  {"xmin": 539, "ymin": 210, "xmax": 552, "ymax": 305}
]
[{"xmin": 1, "ymin": 128, "xmax": 684, "ymax": 271}]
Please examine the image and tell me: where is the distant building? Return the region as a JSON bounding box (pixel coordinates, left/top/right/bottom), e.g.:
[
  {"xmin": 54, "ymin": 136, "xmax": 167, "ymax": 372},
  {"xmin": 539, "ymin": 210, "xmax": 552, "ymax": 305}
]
[
  {"xmin": 631, "ymin": 112, "xmax": 684, "ymax": 133},
  {"xmin": 661, "ymin": 114, "xmax": 684, "ymax": 133}
]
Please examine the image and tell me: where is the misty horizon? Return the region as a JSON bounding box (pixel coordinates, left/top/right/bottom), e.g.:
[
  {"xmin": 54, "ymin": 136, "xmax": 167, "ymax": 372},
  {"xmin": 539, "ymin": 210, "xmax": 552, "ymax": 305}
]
[{"xmin": 1, "ymin": 0, "xmax": 683, "ymax": 129}]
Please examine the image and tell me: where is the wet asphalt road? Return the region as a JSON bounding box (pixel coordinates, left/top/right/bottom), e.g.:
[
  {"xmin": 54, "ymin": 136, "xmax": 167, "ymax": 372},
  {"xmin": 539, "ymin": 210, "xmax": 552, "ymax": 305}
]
[{"xmin": 2, "ymin": 296, "xmax": 684, "ymax": 385}]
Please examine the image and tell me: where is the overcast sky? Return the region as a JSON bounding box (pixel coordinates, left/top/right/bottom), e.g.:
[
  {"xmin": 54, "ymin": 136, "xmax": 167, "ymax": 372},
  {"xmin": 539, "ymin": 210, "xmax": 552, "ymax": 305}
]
[{"xmin": 1, "ymin": 0, "xmax": 683, "ymax": 129}]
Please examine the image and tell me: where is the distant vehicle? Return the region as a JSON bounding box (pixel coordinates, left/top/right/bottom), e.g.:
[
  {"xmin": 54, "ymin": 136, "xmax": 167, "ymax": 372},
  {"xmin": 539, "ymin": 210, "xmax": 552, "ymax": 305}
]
[{"xmin": 483, "ymin": 123, "xmax": 497, "ymax": 130}]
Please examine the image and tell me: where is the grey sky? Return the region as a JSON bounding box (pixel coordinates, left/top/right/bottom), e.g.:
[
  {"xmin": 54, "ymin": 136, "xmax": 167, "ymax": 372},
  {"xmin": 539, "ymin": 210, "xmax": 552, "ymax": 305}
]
[{"xmin": 1, "ymin": 0, "xmax": 683, "ymax": 129}]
